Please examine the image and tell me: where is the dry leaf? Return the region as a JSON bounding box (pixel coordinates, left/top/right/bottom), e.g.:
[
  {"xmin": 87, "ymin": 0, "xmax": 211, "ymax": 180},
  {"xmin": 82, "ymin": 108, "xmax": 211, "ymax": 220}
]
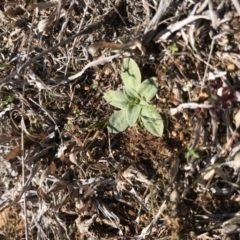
[
  {"xmin": 39, "ymin": 162, "xmax": 56, "ymax": 186},
  {"xmin": 3, "ymin": 146, "xmax": 21, "ymax": 161},
  {"xmin": 234, "ymin": 110, "xmax": 240, "ymax": 129},
  {"xmin": 88, "ymin": 39, "xmax": 146, "ymax": 56},
  {"xmin": 4, "ymin": 6, "xmax": 25, "ymax": 18},
  {"xmin": 68, "ymin": 54, "xmax": 120, "ymax": 81},
  {"xmin": 47, "ymin": 181, "xmax": 67, "ymax": 194},
  {"xmin": 169, "ymin": 157, "xmax": 179, "ymax": 183},
  {"xmin": 122, "ymin": 165, "xmax": 150, "ymax": 185},
  {"xmin": 0, "ymin": 208, "xmax": 10, "ymax": 229},
  {"xmin": 234, "ymin": 152, "xmax": 240, "ymax": 172},
  {"xmin": 77, "ymin": 200, "xmax": 91, "ymax": 215},
  {"xmin": 202, "ymin": 167, "xmax": 215, "ymax": 181},
  {"xmin": 37, "ymin": 187, "xmax": 52, "ymax": 204},
  {"xmin": 69, "ymin": 151, "xmax": 80, "ymax": 167}
]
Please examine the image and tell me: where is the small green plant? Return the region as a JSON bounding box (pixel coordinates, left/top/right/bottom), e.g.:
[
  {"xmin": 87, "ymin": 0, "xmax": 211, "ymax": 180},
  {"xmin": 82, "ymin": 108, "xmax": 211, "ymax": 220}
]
[
  {"xmin": 91, "ymin": 80, "xmax": 99, "ymax": 89},
  {"xmin": 185, "ymin": 147, "xmax": 200, "ymax": 159},
  {"xmin": 167, "ymin": 43, "xmax": 179, "ymax": 55},
  {"xmin": 0, "ymin": 95, "xmax": 16, "ymax": 110},
  {"xmin": 104, "ymin": 58, "xmax": 164, "ymax": 137},
  {"xmin": 0, "ymin": 63, "xmax": 12, "ymax": 70}
]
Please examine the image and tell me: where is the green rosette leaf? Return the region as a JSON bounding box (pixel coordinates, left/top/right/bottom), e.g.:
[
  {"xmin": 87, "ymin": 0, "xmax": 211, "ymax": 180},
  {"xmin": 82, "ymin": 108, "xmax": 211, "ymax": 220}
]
[
  {"xmin": 121, "ymin": 58, "xmax": 141, "ymax": 88},
  {"xmin": 123, "ymin": 86, "xmax": 140, "ymax": 105},
  {"xmin": 103, "ymin": 90, "xmax": 128, "ymax": 109},
  {"xmin": 108, "ymin": 109, "xmax": 129, "ymax": 133},
  {"xmin": 141, "ymin": 106, "xmax": 164, "ymax": 137},
  {"xmin": 126, "ymin": 104, "xmax": 141, "ymax": 126},
  {"xmin": 137, "ymin": 77, "xmax": 158, "ymax": 102}
]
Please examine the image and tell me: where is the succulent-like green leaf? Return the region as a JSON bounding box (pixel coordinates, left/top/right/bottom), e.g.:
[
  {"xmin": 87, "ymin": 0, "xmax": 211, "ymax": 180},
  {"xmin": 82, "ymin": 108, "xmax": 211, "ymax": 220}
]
[
  {"xmin": 141, "ymin": 106, "xmax": 164, "ymax": 137},
  {"xmin": 123, "ymin": 86, "xmax": 140, "ymax": 104},
  {"xmin": 103, "ymin": 90, "xmax": 128, "ymax": 109},
  {"xmin": 139, "ymin": 99, "xmax": 149, "ymax": 107},
  {"xmin": 121, "ymin": 58, "xmax": 141, "ymax": 88},
  {"xmin": 108, "ymin": 109, "xmax": 129, "ymax": 133},
  {"xmin": 126, "ymin": 104, "xmax": 141, "ymax": 126},
  {"xmin": 137, "ymin": 77, "xmax": 158, "ymax": 102}
]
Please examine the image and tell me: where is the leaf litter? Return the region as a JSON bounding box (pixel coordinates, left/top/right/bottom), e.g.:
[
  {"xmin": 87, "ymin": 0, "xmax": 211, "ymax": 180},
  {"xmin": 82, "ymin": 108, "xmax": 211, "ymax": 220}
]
[{"xmin": 1, "ymin": 0, "xmax": 240, "ymax": 239}]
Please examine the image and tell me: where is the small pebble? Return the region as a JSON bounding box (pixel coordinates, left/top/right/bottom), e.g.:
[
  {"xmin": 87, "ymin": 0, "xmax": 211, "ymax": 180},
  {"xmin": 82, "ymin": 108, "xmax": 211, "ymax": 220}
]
[
  {"xmin": 172, "ymin": 131, "xmax": 177, "ymax": 137},
  {"xmin": 227, "ymin": 63, "xmax": 235, "ymax": 71},
  {"xmin": 179, "ymin": 132, "xmax": 184, "ymax": 141}
]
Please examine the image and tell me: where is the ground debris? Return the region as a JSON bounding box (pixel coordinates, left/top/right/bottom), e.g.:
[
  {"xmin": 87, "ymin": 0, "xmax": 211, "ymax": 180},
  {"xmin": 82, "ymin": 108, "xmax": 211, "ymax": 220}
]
[{"xmin": 1, "ymin": 0, "xmax": 240, "ymax": 239}]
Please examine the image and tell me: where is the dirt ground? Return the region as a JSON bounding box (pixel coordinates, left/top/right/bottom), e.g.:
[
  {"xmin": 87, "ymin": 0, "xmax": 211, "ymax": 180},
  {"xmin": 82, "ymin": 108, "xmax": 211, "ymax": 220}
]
[{"xmin": 1, "ymin": 0, "xmax": 240, "ymax": 239}]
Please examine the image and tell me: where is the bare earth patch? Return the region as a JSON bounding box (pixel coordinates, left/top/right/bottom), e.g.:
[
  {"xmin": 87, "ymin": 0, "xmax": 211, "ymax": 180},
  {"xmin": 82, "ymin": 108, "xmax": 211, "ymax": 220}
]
[{"xmin": 1, "ymin": 0, "xmax": 240, "ymax": 239}]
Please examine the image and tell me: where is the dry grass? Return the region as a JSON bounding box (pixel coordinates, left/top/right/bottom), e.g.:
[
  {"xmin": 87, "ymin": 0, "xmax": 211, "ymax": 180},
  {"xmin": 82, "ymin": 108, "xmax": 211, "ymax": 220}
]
[{"xmin": 1, "ymin": 0, "xmax": 240, "ymax": 239}]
